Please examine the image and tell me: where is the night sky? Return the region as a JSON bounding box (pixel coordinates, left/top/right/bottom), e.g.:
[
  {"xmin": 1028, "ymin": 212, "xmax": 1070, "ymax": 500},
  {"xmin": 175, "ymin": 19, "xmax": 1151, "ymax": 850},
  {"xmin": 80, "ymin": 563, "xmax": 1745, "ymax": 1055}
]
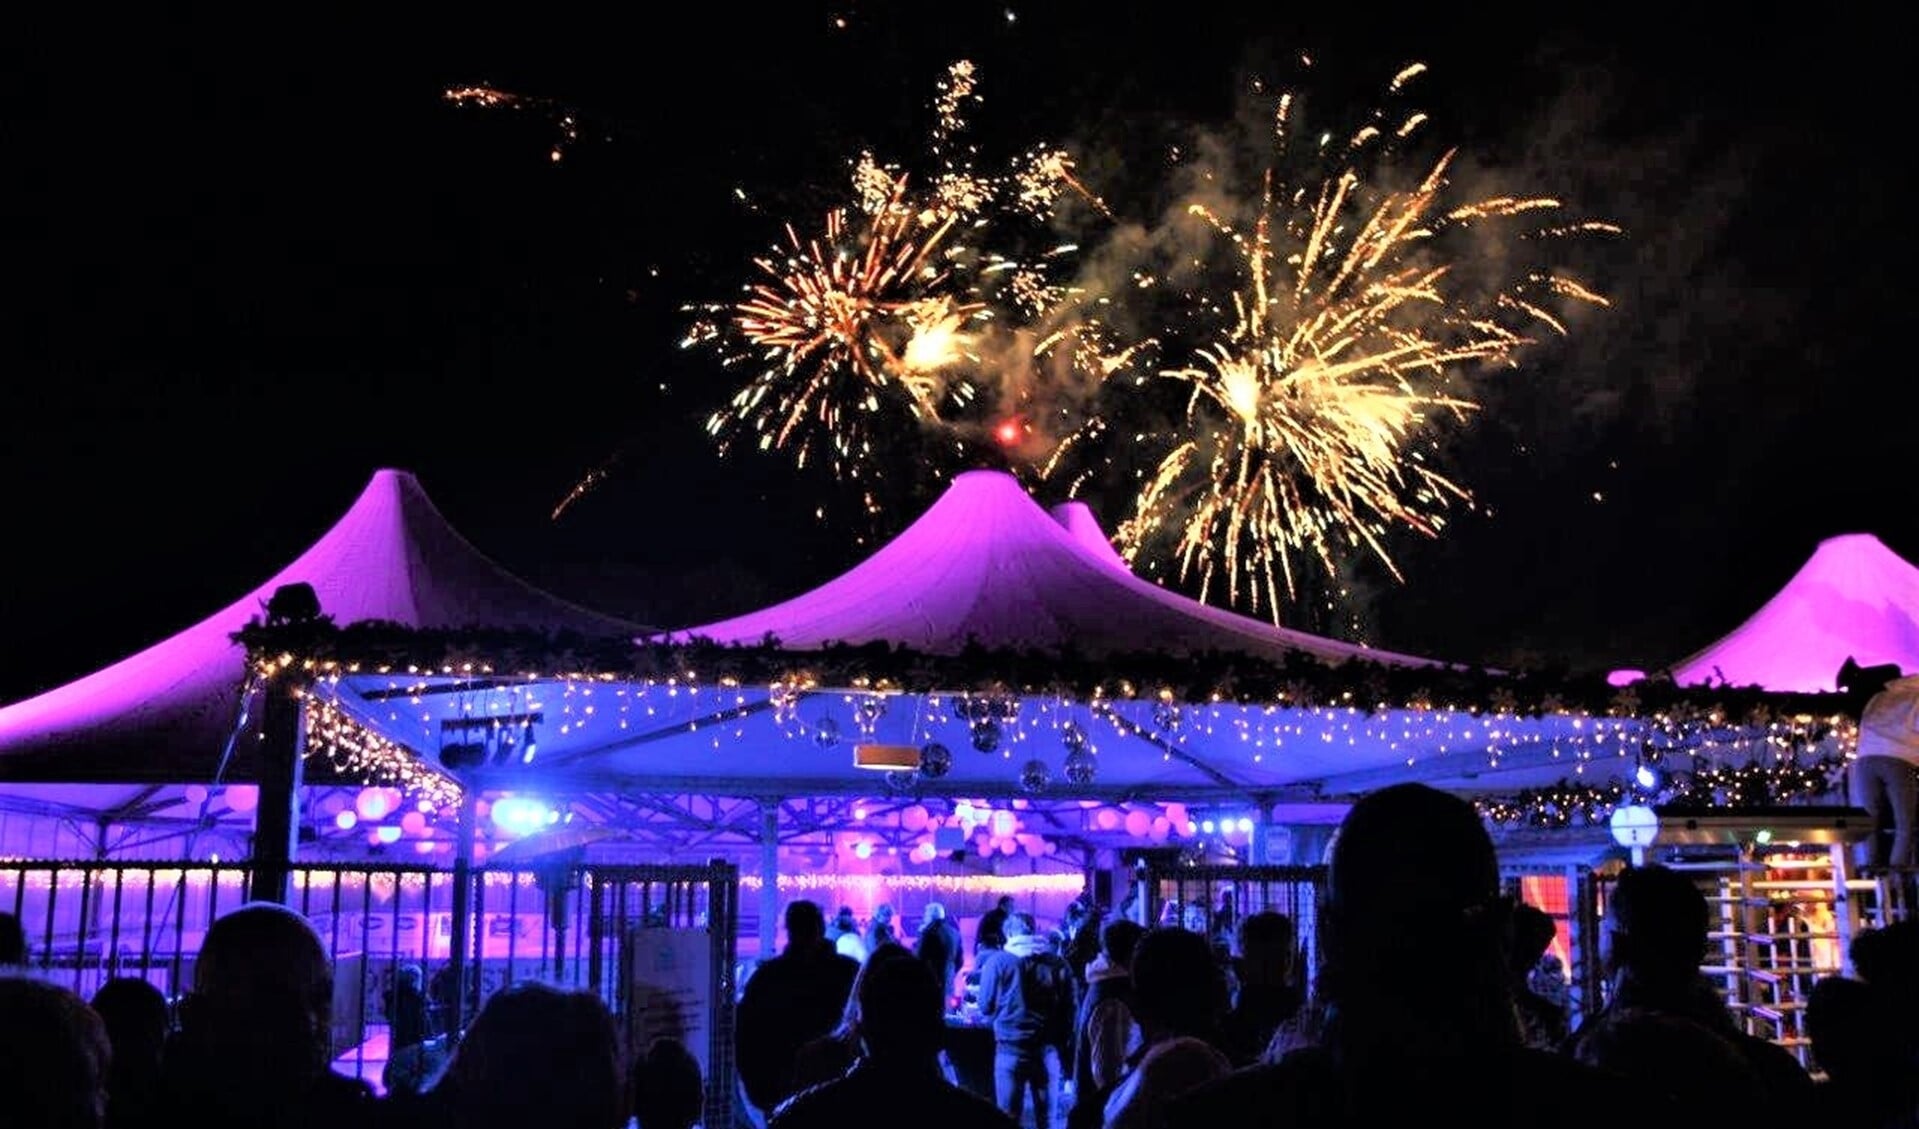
[{"xmin": 6, "ymin": 4, "xmax": 1906, "ymax": 702}]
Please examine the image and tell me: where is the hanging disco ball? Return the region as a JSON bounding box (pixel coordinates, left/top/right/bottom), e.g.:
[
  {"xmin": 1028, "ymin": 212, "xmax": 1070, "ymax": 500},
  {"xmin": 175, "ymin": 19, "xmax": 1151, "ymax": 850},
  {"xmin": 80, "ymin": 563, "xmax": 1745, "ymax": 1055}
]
[
  {"xmin": 1019, "ymin": 758, "xmax": 1051, "ymax": 794},
  {"xmin": 1061, "ymin": 721, "xmax": 1088, "ymax": 755},
  {"xmin": 970, "ymin": 719, "xmax": 1001, "ymax": 754},
  {"xmin": 1152, "ymin": 701, "xmax": 1182, "ymax": 731},
  {"xmin": 813, "ymin": 717, "xmax": 841, "ymax": 748},
  {"xmin": 918, "ymin": 741, "xmax": 954, "ymax": 779},
  {"xmin": 1063, "ymin": 748, "xmax": 1097, "ymax": 786}
]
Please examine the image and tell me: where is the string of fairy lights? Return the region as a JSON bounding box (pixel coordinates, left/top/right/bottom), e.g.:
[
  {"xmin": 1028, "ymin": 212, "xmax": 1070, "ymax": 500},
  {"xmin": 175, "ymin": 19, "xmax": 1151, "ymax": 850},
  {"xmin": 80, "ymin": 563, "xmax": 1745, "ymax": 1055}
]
[
  {"xmin": 247, "ymin": 626, "xmax": 1861, "ymax": 836},
  {"xmin": 1475, "ymin": 754, "xmax": 1851, "ymax": 829}
]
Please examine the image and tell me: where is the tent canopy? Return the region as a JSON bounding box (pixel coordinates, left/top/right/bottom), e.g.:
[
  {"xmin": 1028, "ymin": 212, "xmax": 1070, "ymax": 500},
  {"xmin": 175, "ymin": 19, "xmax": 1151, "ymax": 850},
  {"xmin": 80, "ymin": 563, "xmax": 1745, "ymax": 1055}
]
[
  {"xmin": 1669, "ymin": 533, "xmax": 1919, "ymax": 692},
  {"xmin": 0, "ymin": 468, "xmax": 643, "ymax": 790},
  {"xmin": 309, "ymin": 471, "xmax": 1634, "ymax": 805},
  {"xmin": 669, "ymin": 469, "xmax": 1437, "ymax": 667}
]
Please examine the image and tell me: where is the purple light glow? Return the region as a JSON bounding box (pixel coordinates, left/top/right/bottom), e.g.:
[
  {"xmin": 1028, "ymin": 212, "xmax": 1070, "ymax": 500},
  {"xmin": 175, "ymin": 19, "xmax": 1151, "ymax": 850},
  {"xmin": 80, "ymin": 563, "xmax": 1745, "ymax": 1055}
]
[
  {"xmin": 670, "ymin": 470, "xmax": 1437, "ymax": 667},
  {"xmin": 1670, "ymin": 533, "xmax": 1919, "ymax": 692},
  {"xmin": 0, "ymin": 470, "xmax": 641, "ymax": 784}
]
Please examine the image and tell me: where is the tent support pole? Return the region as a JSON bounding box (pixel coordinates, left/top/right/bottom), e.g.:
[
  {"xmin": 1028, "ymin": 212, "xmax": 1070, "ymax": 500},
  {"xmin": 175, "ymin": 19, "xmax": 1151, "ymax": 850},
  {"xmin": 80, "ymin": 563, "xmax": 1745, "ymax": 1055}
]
[
  {"xmin": 251, "ymin": 674, "xmax": 305, "ymax": 905},
  {"xmin": 760, "ymin": 800, "xmax": 781, "ymax": 961},
  {"xmin": 447, "ymin": 786, "xmax": 479, "ymax": 1040}
]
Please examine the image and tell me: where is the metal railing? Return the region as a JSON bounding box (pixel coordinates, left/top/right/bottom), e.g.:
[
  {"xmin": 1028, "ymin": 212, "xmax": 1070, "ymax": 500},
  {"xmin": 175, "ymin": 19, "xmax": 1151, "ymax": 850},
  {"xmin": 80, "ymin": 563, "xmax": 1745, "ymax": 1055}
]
[{"xmin": 0, "ymin": 858, "xmax": 739, "ymax": 1128}]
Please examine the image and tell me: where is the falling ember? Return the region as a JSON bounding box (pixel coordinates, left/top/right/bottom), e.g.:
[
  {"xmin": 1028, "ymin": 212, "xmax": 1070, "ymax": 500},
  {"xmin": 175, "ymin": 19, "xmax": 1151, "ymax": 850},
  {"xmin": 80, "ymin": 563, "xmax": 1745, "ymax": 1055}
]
[{"xmin": 1088, "ymin": 64, "xmax": 1614, "ymax": 622}]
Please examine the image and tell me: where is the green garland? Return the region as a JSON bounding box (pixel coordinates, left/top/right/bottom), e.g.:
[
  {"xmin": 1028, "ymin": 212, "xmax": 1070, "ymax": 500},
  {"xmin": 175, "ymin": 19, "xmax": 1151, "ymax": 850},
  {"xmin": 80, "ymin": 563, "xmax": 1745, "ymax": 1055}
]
[
  {"xmin": 236, "ymin": 619, "xmax": 1858, "ymax": 727},
  {"xmin": 1477, "ymin": 754, "xmax": 1849, "ymax": 829}
]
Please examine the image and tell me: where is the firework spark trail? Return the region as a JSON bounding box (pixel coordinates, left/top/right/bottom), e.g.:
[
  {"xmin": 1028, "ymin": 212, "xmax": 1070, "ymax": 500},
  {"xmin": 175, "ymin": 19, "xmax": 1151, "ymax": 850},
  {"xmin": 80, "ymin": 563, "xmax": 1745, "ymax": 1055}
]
[
  {"xmin": 688, "ymin": 60, "xmax": 1126, "ymax": 487},
  {"xmin": 443, "ymin": 85, "xmax": 581, "ymax": 162},
  {"xmin": 1090, "ymin": 66, "xmax": 1614, "ymax": 621}
]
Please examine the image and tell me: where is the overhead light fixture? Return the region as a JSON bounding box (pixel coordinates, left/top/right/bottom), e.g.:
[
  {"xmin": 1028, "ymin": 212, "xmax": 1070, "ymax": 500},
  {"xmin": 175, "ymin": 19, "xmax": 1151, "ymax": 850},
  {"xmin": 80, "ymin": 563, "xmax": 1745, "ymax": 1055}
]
[{"xmin": 853, "ymin": 744, "xmax": 920, "ymax": 771}]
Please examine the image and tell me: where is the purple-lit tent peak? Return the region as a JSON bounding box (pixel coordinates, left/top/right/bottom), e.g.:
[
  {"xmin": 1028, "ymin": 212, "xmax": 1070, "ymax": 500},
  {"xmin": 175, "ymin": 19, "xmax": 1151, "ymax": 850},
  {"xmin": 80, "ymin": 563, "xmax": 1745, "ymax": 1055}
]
[
  {"xmin": 1048, "ymin": 499, "xmax": 1130, "ymax": 572},
  {"xmin": 674, "ymin": 469, "xmax": 1435, "ymax": 668},
  {"xmin": 0, "ymin": 468, "xmax": 642, "ymax": 784},
  {"xmin": 1669, "ymin": 532, "xmax": 1919, "ymax": 692}
]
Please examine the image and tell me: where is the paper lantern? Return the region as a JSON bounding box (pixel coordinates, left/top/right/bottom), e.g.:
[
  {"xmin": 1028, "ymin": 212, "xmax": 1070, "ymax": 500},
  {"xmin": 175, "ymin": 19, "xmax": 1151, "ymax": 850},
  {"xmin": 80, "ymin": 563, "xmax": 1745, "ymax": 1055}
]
[
  {"xmin": 1124, "ymin": 810, "xmax": 1152, "ymax": 837},
  {"xmin": 991, "ymin": 810, "xmax": 1018, "ymax": 838},
  {"xmin": 902, "ymin": 804, "xmax": 930, "ymax": 832},
  {"xmin": 184, "ymin": 785, "xmax": 209, "ymax": 807},
  {"xmin": 224, "ymin": 785, "xmax": 259, "ymax": 814},
  {"xmin": 997, "ymin": 838, "xmax": 1017, "ymax": 856},
  {"xmin": 400, "ymin": 811, "xmax": 427, "ymax": 836},
  {"xmin": 1095, "ymin": 808, "xmax": 1121, "ymax": 831},
  {"xmin": 334, "ymin": 810, "xmax": 358, "ymax": 831},
  {"xmin": 356, "ymin": 788, "xmax": 391, "ymax": 821}
]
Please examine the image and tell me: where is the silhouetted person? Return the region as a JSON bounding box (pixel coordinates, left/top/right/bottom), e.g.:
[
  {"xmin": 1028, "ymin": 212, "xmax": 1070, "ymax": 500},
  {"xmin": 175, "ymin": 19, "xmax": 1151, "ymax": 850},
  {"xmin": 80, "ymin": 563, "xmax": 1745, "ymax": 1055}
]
[
  {"xmin": 91, "ymin": 976, "xmax": 170, "ymax": 1129},
  {"xmin": 630, "ymin": 1035, "xmax": 704, "ymax": 1129},
  {"xmin": 736, "ymin": 900, "xmax": 861, "ymax": 1121},
  {"xmin": 1219, "ymin": 911, "xmax": 1299, "ymax": 1067},
  {"xmin": 159, "ymin": 902, "xmax": 374, "ymax": 1129},
  {"xmin": 413, "ymin": 981, "xmax": 624, "ymax": 1129},
  {"xmin": 865, "ymin": 903, "xmax": 898, "ymax": 954},
  {"xmin": 1171, "ymin": 783, "xmax": 1631, "ymax": 1128},
  {"xmin": 1, "ymin": 908, "xmax": 28, "ymax": 965},
  {"xmin": 1063, "ymin": 900, "xmax": 1103, "ymax": 983},
  {"xmin": 979, "ymin": 912, "xmax": 1077, "ymax": 1128},
  {"xmin": 1071, "ymin": 916, "xmax": 1143, "ymax": 1126},
  {"xmin": 771, "ymin": 946, "xmax": 1016, "ymax": 1129},
  {"xmin": 790, "ymin": 943, "xmax": 918, "ymax": 1091},
  {"xmin": 382, "ymin": 963, "xmax": 436, "ymax": 1096},
  {"xmin": 977, "ymin": 895, "xmax": 1015, "ymax": 957},
  {"xmin": 1, "ymin": 973, "xmax": 112, "ymax": 1129},
  {"xmin": 1806, "ymin": 975, "xmax": 1914, "ymax": 1125},
  {"xmin": 829, "ymin": 906, "xmax": 866, "ymax": 963},
  {"xmin": 915, "ymin": 902, "xmax": 964, "ymax": 1005},
  {"xmin": 1569, "ymin": 864, "xmax": 1813, "ymax": 1123},
  {"xmin": 1099, "ymin": 927, "xmax": 1232, "ymax": 1129},
  {"xmin": 1509, "ymin": 903, "xmax": 1568, "ymax": 1052}
]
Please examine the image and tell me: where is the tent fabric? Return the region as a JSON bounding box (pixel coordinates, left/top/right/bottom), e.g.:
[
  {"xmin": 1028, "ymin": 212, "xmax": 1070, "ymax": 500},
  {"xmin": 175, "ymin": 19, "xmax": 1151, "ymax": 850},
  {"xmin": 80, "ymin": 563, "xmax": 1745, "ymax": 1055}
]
[
  {"xmin": 0, "ymin": 469, "xmax": 643, "ymax": 784},
  {"xmin": 672, "ymin": 469, "xmax": 1439, "ymax": 669},
  {"xmin": 1669, "ymin": 533, "xmax": 1919, "ymax": 692},
  {"xmin": 1049, "ymin": 500, "xmax": 1131, "ymax": 573}
]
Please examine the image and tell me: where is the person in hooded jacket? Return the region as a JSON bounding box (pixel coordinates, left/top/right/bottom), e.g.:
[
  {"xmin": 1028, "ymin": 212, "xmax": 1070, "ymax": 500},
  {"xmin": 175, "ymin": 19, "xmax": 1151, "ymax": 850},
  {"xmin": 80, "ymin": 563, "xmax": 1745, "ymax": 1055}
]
[{"xmin": 978, "ymin": 912, "xmax": 1077, "ymax": 1128}]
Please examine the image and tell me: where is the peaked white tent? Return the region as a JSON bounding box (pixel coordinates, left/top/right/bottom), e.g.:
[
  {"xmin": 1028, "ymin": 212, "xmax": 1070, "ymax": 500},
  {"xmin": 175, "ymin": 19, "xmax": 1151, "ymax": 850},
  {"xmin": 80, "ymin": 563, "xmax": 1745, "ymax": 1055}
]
[
  {"xmin": 1669, "ymin": 533, "xmax": 1919, "ymax": 692},
  {"xmin": 0, "ymin": 468, "xmax": 642, "ymax": 787}
]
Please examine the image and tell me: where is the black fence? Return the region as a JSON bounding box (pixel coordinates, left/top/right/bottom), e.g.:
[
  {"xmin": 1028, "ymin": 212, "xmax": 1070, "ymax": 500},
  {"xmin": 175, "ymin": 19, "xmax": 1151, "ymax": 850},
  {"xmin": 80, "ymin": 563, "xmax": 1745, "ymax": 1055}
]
[
  {"xmin": 0, "ymin": 858, "xmax": 740, "ymax": 1128},
  {"xmin": 1134, "ymin": 861, "xmax": 1326, "ymax": 994}
]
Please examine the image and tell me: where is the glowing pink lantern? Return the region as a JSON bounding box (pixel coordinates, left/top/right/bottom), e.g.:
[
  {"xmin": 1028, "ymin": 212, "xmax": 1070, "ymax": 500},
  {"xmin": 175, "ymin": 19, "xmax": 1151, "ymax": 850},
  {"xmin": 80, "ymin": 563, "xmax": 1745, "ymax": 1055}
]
[
  {"xmin": 400, "ymin": 811, "xmax": 427, "ymax": 836},
  {"xmin": 356, "ymin": 787, "xmax": 392, "ymax": 821},
  {"xmin": 1095, "ymin": 808, "xmax": 1120, "ymax": 831},
  {"xmin": 902, "ymin": 804, "xmax": 930, "ymax": 832},
  {"xmin": 1152, "ymin": 816, "xmax": 1171, "ymax": 838},
  {"xmin": 184, "ymin": 784, "xmax": 209, "ymax": 807},
  {"xmin": 1124, "ymin": 810, "xmax": 1152, "ymax": 837},
  {"xmin": 224, "ymin": 784, "xmax": 259, "ymax": 814},
  {"xmin": 1163, "ymin": 802, "xmax": 1189, "ymax": 830},
  {"xmin": 997, "ymin": 838, "xmax": 1017, "ymax": 856}
]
